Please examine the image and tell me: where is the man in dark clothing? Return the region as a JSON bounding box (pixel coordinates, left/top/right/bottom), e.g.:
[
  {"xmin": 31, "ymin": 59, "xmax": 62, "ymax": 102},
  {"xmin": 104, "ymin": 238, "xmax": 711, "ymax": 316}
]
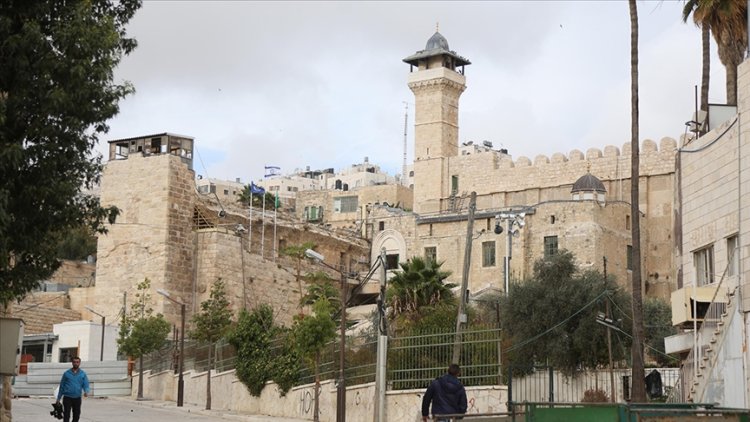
[{"xmin": 422, "ymin": 364, "xmax": 467, "ymax": 422}]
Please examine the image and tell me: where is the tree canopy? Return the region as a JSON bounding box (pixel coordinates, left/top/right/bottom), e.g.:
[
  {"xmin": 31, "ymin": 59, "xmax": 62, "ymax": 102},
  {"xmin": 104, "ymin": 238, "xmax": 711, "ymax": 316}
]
[
  {"xmin": 385, "ymin": 256, "xmax": 454, "ymax": 321},
  {"xmin": 117, "ymin": 278, "xmax": 170, "ymax": 359},
  {"xmin": 500, "ymin": 250, "xmax": 633, "ymax": 375},
  {"xmin": 0, "ymin": 0, "xmax": 141, "ymax": 304}
]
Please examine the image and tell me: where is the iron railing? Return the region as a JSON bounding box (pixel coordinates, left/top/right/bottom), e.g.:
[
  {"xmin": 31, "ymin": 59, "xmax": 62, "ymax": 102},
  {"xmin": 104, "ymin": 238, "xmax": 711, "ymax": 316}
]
[{"xmin": 389, "ymin": 328, "xmax": 502, "ymax": 390}]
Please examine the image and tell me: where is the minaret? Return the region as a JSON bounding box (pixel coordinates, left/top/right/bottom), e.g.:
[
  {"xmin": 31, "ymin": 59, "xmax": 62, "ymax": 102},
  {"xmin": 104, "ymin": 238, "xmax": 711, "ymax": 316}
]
[{"xmin": 404, "ymin": 29, "xmax": 470, "ymax": 214}]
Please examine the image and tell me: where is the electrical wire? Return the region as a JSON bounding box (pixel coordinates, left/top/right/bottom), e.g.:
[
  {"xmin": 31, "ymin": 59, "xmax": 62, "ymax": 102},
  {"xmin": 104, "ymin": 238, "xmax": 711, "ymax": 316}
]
[{"xmin": 503, "ymin": 290, "xmax": 609, "ymax": 354}]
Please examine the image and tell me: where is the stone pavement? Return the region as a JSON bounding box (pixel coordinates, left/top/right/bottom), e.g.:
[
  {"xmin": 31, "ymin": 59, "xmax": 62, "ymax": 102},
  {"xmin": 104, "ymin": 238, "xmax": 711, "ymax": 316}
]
[{"xmin": 11, "ymin": 396, "xmax": 310, "ymax": 422}]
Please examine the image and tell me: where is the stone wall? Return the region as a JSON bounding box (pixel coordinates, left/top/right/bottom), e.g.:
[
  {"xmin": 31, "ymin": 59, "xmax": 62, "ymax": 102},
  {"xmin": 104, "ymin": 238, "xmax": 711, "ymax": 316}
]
[
  {"xmin": 49, "ymin": 260, "xmax": 96, "ymax": 287},
  {"xmin": 134, "ymin": 369, "xmax": 507, "ymax": 422},
  {"xmin": 94, "ymin": 153, "xmax": 195, "ymax": 325}
]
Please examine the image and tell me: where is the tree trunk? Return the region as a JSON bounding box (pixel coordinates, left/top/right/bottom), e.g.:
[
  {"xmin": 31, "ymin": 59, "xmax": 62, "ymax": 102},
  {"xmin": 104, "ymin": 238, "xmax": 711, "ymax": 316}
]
[
  {"xmin": 138, "ymin": 355, "xmax": 144, "ymax": 400},
  {"xmin": 701, "ymin": 25, "xmax": 710, "ymax": 114},
  {"xmin": 727, "ymin": 62, "xmax": 738, "ymax": 106},
  {"xmin": 206, "ymin": 343, "xmax": 212, "ymax": 410},
  {"xmin": 313, "ymin": 352, "xmax": 320, "ymax": 422},
  {"xmin": 0, "ymin": 375, "xmax": 10, "ymax": 422},
  {"xmin": 628, "ymin": 0, "xmax": 647, "ymax": 403}
]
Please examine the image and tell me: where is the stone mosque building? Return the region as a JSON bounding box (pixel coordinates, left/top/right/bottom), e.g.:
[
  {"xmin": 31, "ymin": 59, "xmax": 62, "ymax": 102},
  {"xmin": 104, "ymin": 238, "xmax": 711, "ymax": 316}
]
[
  {"xmin": 366, "ymin": 30, "xmax": 677, "ymax": 299},
  {"xmin": 48, "ymin": 30, "xmax": 680, "ymax": 336}
]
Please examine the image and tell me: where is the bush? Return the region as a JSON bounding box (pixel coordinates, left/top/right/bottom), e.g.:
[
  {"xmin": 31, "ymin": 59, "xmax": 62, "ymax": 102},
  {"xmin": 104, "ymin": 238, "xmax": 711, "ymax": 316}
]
[{"xmin": 581, "ymin": 388, "xmax": 609, "ymax": 403}]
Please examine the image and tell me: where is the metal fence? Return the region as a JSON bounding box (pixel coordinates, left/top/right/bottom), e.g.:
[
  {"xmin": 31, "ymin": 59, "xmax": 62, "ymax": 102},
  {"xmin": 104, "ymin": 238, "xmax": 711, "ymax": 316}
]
[
  {"xmin": 509, "ymin": 366, "xmax": 680, "ymax": 406},
  {"xmin": 389, "ymin": 328, "xmax": 502, "ymax": 390},
  {"xmin": 140, "ymin": 327, "xmax": 501, "ymax": 392},
  {"xmin": 140, "ymin": 339, "xmax": 237, "ymax": 375}
]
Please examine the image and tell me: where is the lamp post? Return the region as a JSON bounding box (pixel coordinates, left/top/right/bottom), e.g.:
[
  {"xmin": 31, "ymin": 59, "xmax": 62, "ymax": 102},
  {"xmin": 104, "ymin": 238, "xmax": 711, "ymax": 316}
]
[
  {"xmin": 494, "ymin": 211, "xmax": 526, "ymax": 296},
  {"xmin": 156, "ymin": 289, "xmax": 186, "ymax": 407},
  {"xmin": 305, "ymin": 248, "xmax": 348, "ymax": 422},
  {"xmin": 84, "ymin": 306, "xmax": 105, "ymax": 361}
]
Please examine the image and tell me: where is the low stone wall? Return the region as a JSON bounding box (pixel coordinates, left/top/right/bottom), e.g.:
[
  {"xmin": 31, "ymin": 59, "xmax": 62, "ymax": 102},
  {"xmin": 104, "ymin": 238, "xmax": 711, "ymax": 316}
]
[{"xmin": 135, "ymin": 369, "xmax": 508, "ymax": 421}]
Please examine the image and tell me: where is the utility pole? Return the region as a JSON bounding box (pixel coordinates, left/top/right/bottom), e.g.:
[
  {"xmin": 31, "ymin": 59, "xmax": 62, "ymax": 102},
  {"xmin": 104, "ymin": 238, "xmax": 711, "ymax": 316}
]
[
  {"xmin": 603, "ymin": 257, "xmax": 615, "ymax": 402},
  {"xmin": 374, "ymin": 248, "xmax": 388, "ymax": 422},
  {"xmin": 452, "ymin": 192, "xmax": 476, "ymax": 364},
  {"xmin": 337, "ymin": 268, "xmax": 348, "ymax": 422}
]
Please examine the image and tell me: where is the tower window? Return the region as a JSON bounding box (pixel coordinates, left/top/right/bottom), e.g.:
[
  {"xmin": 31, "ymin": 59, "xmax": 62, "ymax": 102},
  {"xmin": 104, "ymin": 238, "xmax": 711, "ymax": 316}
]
[
  {"xmin": 379, "ymin": 221, "xmax": 385, "ymax": 231},
  {"xmin": 451, "ymin": 175, "xmax": 459, "ymax": 195},
  {"xmin": 544, "ymin": 236, "xmax": 558, "ymax": 257},
  {"xmin": 626, "ymin": 215, "xmax": 631, "ymax": 230},
  {"xmin": 482, "ymin": 241, "xmax": 496, "ymax": 267},
  {"xmin": 424, "ymin": 247, "xmax": 437, "ymax": 263}
]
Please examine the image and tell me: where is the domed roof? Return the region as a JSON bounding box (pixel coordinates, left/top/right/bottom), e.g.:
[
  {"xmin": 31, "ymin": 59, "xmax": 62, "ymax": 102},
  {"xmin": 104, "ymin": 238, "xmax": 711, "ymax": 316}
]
[
  {"xmin": 426, "ymin": 31, "xmax": 449, "ymax": 51},
  {"xmin": 571, "ymin": 173, "xmax": 606, "ymax": 194}
]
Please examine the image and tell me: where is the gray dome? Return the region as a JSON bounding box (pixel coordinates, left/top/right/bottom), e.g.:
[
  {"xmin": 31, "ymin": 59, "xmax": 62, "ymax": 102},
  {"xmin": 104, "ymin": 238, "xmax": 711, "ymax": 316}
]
[
  {"xmin": 571, "ymin": 173, "xmax": 606, "ymax": 194},
  {"xmin": 426, "ymin": 32, "xmax": 449, "ymax": 51}
]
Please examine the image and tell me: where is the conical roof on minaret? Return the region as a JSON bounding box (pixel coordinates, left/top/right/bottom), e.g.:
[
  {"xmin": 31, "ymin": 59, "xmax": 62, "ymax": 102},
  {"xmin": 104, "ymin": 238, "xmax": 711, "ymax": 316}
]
[{"xmin": 403, "ymin": 31, "xmax": 471, "ymax": 66}]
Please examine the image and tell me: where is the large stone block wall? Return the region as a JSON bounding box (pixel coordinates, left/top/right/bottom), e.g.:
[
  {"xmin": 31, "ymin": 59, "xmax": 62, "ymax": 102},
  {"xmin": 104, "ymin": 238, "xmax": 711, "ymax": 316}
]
[
  {"xmin": 94, "ymin": 153, "xmax": 195, "ymax": 325},
  {"xmin": 193, "ymin": 228, "xmax": 302, "ymax": 327}
]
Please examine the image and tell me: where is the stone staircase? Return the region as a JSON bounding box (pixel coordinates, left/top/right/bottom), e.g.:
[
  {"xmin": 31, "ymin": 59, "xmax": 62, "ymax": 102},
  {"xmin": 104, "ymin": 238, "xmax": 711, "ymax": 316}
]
[{"xmin": 686, "ymin": 288, "xmax": 737, "ymax": 403}]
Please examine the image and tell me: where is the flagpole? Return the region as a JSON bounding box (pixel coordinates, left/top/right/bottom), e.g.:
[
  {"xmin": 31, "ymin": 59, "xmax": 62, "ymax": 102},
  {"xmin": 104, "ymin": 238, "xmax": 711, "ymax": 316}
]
[
  {"xmin": 273, "ymin": 192, "xmax": 278, "ymax": 263},
  {"xmin": 261, "ymin": 192, "xmax": 266, "ymax": 260},
  {"xmin": 248, "ymin": 190, "xmax": 253, "ymax": 255}
]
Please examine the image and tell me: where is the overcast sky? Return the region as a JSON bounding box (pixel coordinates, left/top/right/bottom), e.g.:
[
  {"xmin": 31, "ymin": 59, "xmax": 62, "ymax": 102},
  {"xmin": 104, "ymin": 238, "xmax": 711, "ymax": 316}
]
[{"xmin": 103, "ymin": 1, "xmax": 725, "ymax": 183}]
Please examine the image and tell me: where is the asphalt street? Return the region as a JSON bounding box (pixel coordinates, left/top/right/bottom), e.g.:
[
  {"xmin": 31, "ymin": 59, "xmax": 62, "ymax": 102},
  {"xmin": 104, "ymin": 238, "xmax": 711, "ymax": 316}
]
[{"xmin": 11, "ymin": 396, "xmax": 309, "ymax": 422}]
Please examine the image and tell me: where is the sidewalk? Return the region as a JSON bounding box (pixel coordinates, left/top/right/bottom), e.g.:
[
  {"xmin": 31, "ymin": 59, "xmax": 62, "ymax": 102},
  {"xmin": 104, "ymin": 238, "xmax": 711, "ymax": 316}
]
[
  {"xmin": 11, "ymin": 396, "xmax": 311, "ymax": 422},
  {"xmin": 109, "ymin": 396, "xmax": 311, "ymax": 421}
]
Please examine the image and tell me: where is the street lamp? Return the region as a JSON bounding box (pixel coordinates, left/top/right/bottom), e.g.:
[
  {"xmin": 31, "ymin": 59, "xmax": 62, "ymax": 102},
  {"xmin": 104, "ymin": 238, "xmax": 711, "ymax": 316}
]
[
  {"xmin": 156, "ymin": 288, "xmax": 186, "ymax": 407},
  {"xmin": 494, "ymin": 211, "xmax": 526, "ymax": 296},
  {"xmin": 305, "ymin": 248, "xmax": 348, "ymax": 422},
  {"xmin": 84, "ymin": 306, "xmax": 105, "ymax": 361}
]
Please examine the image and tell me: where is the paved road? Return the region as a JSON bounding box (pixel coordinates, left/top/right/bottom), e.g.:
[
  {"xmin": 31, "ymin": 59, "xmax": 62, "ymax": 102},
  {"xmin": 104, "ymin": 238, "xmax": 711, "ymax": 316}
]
[{"xmin": 11, "ymin": 396, "xmax": 309, "ymax": 422}]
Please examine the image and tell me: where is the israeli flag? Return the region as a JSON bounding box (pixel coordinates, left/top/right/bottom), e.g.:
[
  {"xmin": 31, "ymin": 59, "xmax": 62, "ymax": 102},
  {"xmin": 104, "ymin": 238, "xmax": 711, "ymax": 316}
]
[{"xmin": 264, "ymin": 166, "xmax": 281, "ymax": 178}]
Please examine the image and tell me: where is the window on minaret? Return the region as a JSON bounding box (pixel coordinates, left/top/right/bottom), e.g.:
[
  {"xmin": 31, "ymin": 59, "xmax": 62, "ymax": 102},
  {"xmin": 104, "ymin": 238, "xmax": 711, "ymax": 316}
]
[
  {"xmin": 544, "ymin": 236, "xmax": 558, "ymax": 258},
  {"xmin": 451, "ymin": 175, "xmax": 459, "ymax": 195},
  {"xmin": 482, "ymin": 241, "xmax": 496, "ymax": 267}
]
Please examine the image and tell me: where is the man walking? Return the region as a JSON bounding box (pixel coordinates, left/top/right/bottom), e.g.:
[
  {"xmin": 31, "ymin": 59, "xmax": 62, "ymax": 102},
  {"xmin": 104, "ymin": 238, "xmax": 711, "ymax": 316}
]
[
  {"xmin": 421, "ymin": 364, "xmax": 467, "ymax": 422},
  {"xmin": 56, "ymin": 357, "xmax": 90, "ymax": 422}
]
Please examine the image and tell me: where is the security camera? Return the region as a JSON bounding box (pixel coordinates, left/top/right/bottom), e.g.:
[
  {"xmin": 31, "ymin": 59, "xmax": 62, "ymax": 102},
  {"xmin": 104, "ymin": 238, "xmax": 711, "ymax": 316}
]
[
  {"xmin": 218, "ymin": 209, "xmax": 226, "ymax": 218},
  {"xmin": 236, "ymin": 224, "xmax": 246, "ymax": 233},
  {"xmin": 494, "ymin": 224, "xmax": 503, "ymax": 235}
]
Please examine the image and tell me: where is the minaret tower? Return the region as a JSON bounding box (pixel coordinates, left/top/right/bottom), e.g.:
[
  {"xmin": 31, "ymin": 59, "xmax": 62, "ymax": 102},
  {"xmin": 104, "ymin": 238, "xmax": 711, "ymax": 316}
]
[{"xmin": 404, "ymin": 28, "xmax": 470, "ymax": 214}]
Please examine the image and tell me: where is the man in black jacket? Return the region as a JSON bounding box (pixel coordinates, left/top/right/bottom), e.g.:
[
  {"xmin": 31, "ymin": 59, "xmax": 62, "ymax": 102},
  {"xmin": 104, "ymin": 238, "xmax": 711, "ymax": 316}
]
[{"xmin": 421, "ymin": 364, "xmax": 467, "ymax": 421}]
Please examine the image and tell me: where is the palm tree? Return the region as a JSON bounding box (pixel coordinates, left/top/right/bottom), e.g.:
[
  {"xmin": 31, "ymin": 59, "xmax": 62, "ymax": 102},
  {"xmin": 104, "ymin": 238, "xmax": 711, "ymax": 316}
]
[
  {"xmin": 683, "ymin": 0, "xmax": 748, "ymax": 106},
  {"xmin": 683, "ymin": 2, "xmax": 712, "ymax": 117},
  {"xmin": 629, "ymin": 0, "xmax": 647, "ymax": 403},
  {"xmin": 237, "ymin": 184, "xmax": 277, "ymax": 209},
  {"xmin": 385, "ymin": 256, "xmax": 455, "ymax": 318}
]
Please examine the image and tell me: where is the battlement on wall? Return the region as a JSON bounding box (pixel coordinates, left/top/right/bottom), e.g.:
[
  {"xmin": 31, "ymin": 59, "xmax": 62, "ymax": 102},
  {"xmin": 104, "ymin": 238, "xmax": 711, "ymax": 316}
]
[{"xmin": 497, "ymin": 138, "xmax": 677, "ymax": 169}]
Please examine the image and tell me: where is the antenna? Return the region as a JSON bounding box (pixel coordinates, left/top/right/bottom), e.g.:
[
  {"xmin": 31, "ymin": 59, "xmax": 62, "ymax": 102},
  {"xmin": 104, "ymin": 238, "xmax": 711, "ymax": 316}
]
[{"xmin": 402, "ymin": 101, "xmax": 408, "ymax": 186}]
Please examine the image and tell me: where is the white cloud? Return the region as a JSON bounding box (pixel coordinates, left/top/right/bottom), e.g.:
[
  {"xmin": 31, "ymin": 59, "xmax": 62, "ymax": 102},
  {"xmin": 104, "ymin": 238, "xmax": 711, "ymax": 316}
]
[{"xmin": 104, "ymin": 1, "xmax": 726, "ymax": 182}]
